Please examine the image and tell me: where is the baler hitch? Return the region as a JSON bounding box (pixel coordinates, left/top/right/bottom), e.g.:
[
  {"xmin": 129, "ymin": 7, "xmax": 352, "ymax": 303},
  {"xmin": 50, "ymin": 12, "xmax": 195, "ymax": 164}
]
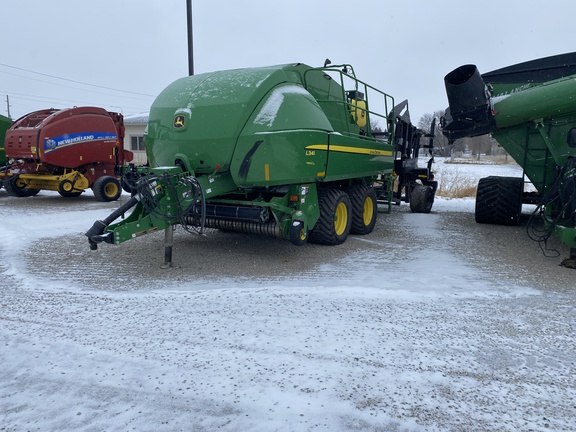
[{"xmin": 85, "ymin": 195, "xmax": 140, "ymax": 250}]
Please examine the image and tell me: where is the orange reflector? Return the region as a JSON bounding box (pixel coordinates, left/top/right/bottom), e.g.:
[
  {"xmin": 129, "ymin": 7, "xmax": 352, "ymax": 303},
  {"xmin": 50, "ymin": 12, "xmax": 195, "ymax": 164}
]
[{"xmin": 289, "ymin": 195, "xmax": 299, "ymax": 202}]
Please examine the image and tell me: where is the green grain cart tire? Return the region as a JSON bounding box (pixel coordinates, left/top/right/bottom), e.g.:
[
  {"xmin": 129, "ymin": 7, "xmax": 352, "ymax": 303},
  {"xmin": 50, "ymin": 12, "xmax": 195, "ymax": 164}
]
[
  {"xmin": 309, "ymin": 188, "xmax": 352, "ymax": 245},
  {"xmin": 92, "ymin": 176, "xmax": 122, "ymax": 202},
  {"xmin": 475, "ymin": 176, "xmax": 523, "ymax": 225},
  {"xmin": 409, "ymin": 184, "xmax": 434, "ymax": 214},
  {"xmin": 347, "ymin": 183, "xmax": 378, "ymax": 235},
  {"xmin": 3, "ymin": 176, "xmax": 40, "ymax": 197}
]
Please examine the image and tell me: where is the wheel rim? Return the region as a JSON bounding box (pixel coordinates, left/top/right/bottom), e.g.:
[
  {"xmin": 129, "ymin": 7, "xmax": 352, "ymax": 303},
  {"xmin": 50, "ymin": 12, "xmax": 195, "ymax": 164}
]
[
  {"xmin": 15, "ymin": 178, "xmax": 27, "ymax": 188},
  {"xmin": 334, "ymin": 201, "xmax": 348, "ymax": 235},
  {"xmin": 104, "ymin": 182, "xmax": 119, "ymax": 198},
  {"xmin": 362, "ymin": 197, "xmax": 374, "ymax": 226}
]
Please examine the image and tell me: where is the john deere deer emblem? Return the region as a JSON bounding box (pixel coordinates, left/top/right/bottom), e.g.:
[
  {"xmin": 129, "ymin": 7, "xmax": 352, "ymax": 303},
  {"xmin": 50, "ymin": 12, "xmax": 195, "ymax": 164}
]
[{"xmin": 174, "ymin": 115, "xmax": 186, "ymax": 129}]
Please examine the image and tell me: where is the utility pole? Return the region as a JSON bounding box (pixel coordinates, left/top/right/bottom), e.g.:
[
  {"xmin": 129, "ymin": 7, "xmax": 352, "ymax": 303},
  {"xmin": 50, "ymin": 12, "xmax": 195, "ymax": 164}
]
[
  {"xmin": 5, "ymin": 95, "xmax": 11, "ymax": 118},
  {"xmin": 186, "ymin": 0, "xmax": 194, "ymax": 76}
]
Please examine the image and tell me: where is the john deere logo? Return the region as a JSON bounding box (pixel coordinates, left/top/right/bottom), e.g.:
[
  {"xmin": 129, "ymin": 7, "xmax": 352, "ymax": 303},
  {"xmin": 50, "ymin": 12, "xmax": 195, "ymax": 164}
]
[{"xmin": 173, "ymin": 115, "xmax": 186, "ymax": 129}]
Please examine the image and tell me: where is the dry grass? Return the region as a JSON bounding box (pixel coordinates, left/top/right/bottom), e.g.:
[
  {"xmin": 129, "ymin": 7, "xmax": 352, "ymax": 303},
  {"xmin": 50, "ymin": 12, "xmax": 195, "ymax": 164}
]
[
  {"xmin": 445, "ymin": 154, "xmax": 516, "ymax": 165},
  {"xmin": 435, "ymin": 170, "xmax": 477, "ymax": 198}
]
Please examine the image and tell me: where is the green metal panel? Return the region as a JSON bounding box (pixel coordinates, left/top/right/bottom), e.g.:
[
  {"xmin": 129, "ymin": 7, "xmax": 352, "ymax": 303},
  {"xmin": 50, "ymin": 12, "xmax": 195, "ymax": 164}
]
[
  {"xmin": 0, "ymin": 114, "xmax": 11, "ymax": 165},
  {"xmin": 145, "ymin": 63, "xmax": 396, "ymax": 186},
  {"xmin": 232, "ymin": 81, "xmax": 332, "ymax": 186},
  {"xmin": 232, "ymin": 129, "xmax": 330, "ymax": 187},
  {"xmin": 320, "ymin": 133, "xmax": 394, "ymax": 182},
  {"xmin": 146, "ymin": 66, "xmax": 296, "ymax": 174},
  {"xmin": 490, "ymin": 76, "xmax": 576, "ymax": 192},
  {"xmin": 492, "ymin": 75, "xmax": 576, "ymax": 130}
]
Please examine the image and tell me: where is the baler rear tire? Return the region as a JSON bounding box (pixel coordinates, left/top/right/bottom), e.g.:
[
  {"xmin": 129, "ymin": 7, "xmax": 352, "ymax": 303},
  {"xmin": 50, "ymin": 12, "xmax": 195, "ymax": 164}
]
[
  {"xmin": 58, "ymin": 179, "xmax": 82, "ymax": 198},
  {"xmin": 92, "ymin": 176, "xmax": 122, "ymax": 202},
  {"xmin": 475, "ymin": 176, "xmax": 523, "ymax": 225},
  {"xmin": 309, "ymin": 188, "xmax": 352, "ymax": 245},
  {"xmin": 347, "ymin": 183, "xmax": 378, "ymax": 235},
  {"xmin": 410, "ymin": 184, "xmax": 434, "ymax": 213}
]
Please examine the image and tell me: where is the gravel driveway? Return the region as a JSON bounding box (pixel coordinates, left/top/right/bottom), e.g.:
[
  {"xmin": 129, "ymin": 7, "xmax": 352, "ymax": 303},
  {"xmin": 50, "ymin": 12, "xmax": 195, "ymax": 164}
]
[{"xmin": 1, "ymin": 191, "xmax": 575, "ymax": 431}]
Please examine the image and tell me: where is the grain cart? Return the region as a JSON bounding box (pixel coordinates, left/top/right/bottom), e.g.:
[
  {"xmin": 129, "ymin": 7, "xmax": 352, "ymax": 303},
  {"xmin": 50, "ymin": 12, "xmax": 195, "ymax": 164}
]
[
  {"xmin": 86, "ymin": 62, "xmax": 435, "ymax": 262},
  {"xmin": 1, "ymin": 106, "xmax": 133, "ymax": 201},
  {"xmin": 441, "ymin": 52, "xmax": 576, "ymax": 267}
]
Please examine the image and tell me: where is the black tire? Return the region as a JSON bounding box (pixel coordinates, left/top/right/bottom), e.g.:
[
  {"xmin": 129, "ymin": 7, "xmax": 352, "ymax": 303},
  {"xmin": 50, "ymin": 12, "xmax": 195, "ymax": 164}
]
[
  {"xmin": 3, "ymin": 176, "xmax": 40, "ymax": 197},
  {"xmin": 409, "ymin": 184, "xmax": 434, "ymax": 213},
  {"xmin": 475, "ymin": 176, "xmax": 523, "ymax": 225},
  {"xmin": 347, "ymin": 183, "xmax": 378, "ymax": 235},
  {"xmin": 58, "ymin": 179, "xmax": 83, "ymax": 198},
  {"xmin": 92, "ymin": 176, "xmax": 122, "ymax": 202},
  {"xmin": 309, "ymin": 188, "xmax": 352, "ymax": 245},
  {"xmin": 289, "ymin": 221, "xmax": 308, "ymax": 246}
]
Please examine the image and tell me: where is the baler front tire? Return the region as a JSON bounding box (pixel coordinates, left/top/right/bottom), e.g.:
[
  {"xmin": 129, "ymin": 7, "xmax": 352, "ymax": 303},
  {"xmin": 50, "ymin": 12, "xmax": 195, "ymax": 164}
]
[
  {"xmin": 92, "ymin": 176, "xmax": 122, "ymax": 202},
  {"xmin": 475, "ymin": 176, "xmax": 523, "ymax": 225},
  {"xmin": 347, "ymin": 183, "xmax": 378, "ymax": 235},
  {"xmin": 4, "ymin": 176, "xmax": 40, "ymax": 197},
  {"xmin": 309, "ymin": 188, "xmax": 352, "ymax": 245}
]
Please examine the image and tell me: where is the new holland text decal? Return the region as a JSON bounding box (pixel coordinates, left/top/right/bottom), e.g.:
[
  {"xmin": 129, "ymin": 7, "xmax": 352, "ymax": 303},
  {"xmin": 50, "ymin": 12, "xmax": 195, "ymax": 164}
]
[{"xmin": 44, "ymin": 132, "xmax": 118, "ymax": 153}]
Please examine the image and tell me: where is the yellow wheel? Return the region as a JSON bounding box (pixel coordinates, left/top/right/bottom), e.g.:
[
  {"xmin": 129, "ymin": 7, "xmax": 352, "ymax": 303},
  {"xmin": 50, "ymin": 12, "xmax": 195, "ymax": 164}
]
[
  {"xmin": 362, "ymin": 196, "xmax": 374, "ymax": 226},
  {"xmin": 58, "ymin": 179, "xmax": 83, "ymax": 198},
  {"xmin": 104, "ymin": 181, "xmax": 119, "ymax": 198},
  {"xmin": 334, "ymin": 200, "xmax": 349, "ymax": 236},
  {"xmin": 92, "ymin": 176, "xmax": 122, "ymax": 202},
  {"xmin": 289, "ymin": 221, "xmax": 308, "ymax": 246},
  {"xmin": 347, "ymin": 183, "xmax": 377, "ymax": 235}
]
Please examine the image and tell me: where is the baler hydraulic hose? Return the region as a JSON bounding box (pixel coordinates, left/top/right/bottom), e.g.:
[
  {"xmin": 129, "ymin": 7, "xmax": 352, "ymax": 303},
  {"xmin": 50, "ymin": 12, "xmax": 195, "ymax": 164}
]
[{"xmin": 85, "ymin": 195, "xmax": 140, "ymax": 250}]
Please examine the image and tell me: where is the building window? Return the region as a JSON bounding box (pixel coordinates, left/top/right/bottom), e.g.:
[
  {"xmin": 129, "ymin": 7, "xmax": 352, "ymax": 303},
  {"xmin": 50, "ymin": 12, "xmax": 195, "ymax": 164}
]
[{"xmin": 131, "ymin": 135, "xmax": 145, "ymax": 151}]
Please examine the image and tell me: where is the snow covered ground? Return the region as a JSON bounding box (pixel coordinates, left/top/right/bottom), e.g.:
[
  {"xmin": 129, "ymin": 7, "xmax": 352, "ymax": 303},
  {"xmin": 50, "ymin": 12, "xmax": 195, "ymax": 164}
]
[{"xmin": 1, "ymin": 159, "xmax": 575, "ymax": 431}]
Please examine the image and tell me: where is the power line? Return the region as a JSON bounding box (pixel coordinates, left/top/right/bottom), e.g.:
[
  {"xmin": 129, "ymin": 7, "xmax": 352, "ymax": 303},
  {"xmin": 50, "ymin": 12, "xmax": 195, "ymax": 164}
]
[
  {"xmin": 0, "ymin": 69, "xmax": 155, "ymax": 101},
  {"xmin": 0, "ymin": 62, "xmax": 156, "ymax": 97}
]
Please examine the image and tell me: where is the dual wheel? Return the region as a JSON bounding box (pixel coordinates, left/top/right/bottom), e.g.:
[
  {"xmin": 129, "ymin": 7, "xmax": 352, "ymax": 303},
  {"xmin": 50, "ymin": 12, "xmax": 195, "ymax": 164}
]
[
  {"xmin": 60, "ymin": 176, "xmax": 121, "ymax": 201},
  {"xmin": 58, "ymin": 176, "xmax": 122, "ymax": 202},
  {"xmin": 301, "ymin": 183, "xmax": 377, "ymax": 246}
]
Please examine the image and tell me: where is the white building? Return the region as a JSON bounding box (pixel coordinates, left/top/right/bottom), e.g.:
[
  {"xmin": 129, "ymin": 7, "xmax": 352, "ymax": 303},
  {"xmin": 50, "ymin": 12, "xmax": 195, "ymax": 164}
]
[{"xmin": 123, "ymin": 113, "xmax": 148, "ymax": 166}]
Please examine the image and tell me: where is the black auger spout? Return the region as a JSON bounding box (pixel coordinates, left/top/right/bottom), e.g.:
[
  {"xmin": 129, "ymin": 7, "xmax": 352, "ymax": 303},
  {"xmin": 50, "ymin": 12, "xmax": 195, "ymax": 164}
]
[
  {"xmin": 85, "ymin": 195, "xmax": 140, "ymax": 250},
  {"xmin": 442, "ymin": 64, "xmax": 496, "ymax": 141}
]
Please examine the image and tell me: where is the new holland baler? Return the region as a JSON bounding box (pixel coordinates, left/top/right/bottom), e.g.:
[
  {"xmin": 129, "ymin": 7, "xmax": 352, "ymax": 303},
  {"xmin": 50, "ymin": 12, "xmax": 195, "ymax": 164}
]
[
  {"xmin": 1, "ymin": 107, "xmax": 132, "ymax": 201},
  {"xmin": 442, "ymin": 52, "xmax": 576, "ymax": 267},
  {"xmin": 86, "ymin": 62, "xmax": 436, "ymax": 260}
]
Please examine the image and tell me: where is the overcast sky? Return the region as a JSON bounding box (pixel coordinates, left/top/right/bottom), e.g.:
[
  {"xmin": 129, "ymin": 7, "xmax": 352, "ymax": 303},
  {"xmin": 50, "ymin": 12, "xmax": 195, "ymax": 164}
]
[{"xmin": 1, "ymin": 0, "xmax": 574, "ymax": 123}]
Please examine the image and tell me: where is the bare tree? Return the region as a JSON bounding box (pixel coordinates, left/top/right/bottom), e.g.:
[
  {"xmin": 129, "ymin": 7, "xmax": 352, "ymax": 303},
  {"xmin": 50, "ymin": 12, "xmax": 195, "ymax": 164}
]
[{"xmin": 418, "ymin": 110, "xmax": 450, "ymax": 156}]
